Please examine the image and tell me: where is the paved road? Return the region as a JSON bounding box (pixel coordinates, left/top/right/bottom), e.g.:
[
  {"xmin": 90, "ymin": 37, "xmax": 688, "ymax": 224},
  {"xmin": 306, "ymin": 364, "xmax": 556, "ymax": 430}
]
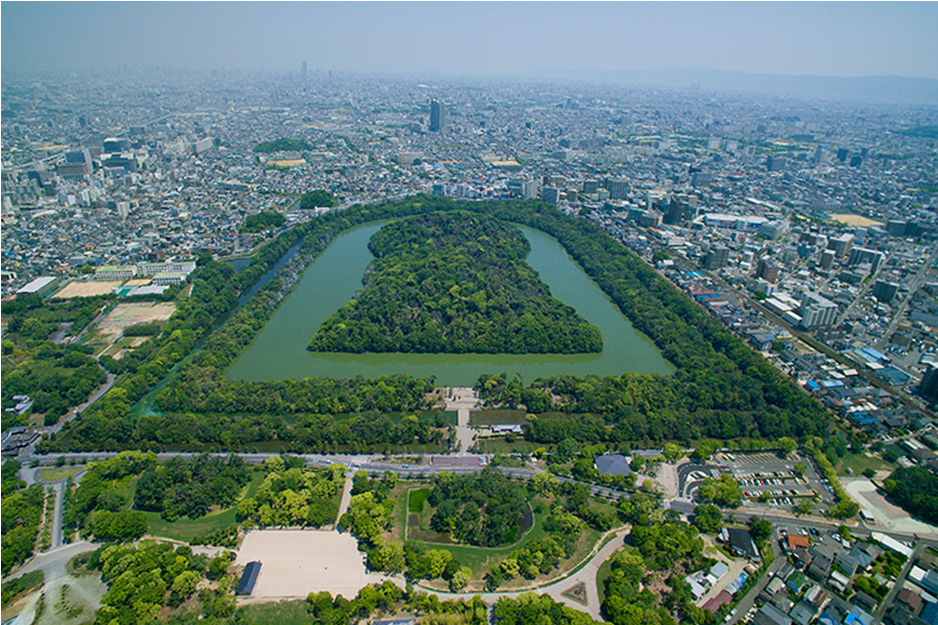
[
  {"xmin": 874, "ymin": 246, "xmax": 938, "ymax": 352},
  {"xmin": 726, "ymin": 533, "xmax": 785, "ymax": 625},
  {"xmin": 873, "ymin": 542, "xmax": 923, "ymax": 625},
  {"xmin": 411, "ymin": 527, "xmax": 631, "ymax": 621}
]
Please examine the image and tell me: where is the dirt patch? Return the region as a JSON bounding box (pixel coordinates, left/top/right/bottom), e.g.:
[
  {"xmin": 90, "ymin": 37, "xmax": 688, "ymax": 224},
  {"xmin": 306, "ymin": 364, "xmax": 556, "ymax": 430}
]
[
  {"xmin": 235, "ymin": 530, "xmax": 376, "ymax": 598},
  {"xmin": 829, "ymin": 214, "xmax": 884, "ymax": 228},
  {"xmin": 95, "ymin": 302, "xmax": 176, "ymax": 344},
  {"xmin": 53, "ymin": 280, "xmax": 124, "ymax": 299}
]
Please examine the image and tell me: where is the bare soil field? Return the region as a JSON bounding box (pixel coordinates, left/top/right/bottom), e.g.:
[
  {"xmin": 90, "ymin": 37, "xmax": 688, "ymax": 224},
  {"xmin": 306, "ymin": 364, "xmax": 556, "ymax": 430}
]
[
  {"xmin": 829, "ymin": 214, "xmax": 884, "ymax": 228},
  {"xmin": 235, "ymin": 530, "xmax": 387, "ymax": 598},
  {"xmin": 95, "ymin": 302, "xmax": 176, "ymax": 343},
  {"xmin": 53, "ymin": 280, "xmax": 123, "ymax": 299}
]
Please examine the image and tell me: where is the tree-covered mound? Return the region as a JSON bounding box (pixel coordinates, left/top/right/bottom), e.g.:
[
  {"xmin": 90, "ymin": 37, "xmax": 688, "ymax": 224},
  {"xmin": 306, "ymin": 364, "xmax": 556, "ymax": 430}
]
[
  {"xmin": 253, "ymin": 138, "xmax": 313, "ymax": 153},
  {"xmin": 883, "ymin": 466, "xmax": 938, "ymax": 524},
  {"xmin": 308, "ymin": 211, "xmax": 603, "ymax": 355},
  {"xmin": 427, "ymin": 466, "xmax": 529, "ymax": 547}
]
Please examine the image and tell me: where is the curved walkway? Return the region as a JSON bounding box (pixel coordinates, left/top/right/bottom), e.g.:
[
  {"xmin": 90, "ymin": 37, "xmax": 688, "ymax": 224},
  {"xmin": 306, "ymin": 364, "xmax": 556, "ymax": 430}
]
[{"xmin": 412, "ymin": 526, "xmax": 630, "ymax": 621}]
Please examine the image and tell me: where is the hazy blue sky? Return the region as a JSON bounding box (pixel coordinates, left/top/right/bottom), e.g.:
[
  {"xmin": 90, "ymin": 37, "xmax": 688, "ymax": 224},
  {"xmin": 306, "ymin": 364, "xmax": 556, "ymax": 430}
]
[{"xmin": 3, "ymin": 2, "xmax": 937, "ymax": 78}]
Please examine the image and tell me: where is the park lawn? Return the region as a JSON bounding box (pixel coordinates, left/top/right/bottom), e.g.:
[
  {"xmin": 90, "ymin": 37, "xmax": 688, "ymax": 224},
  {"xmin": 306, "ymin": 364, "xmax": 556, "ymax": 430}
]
[
  {"xmin": 470, "ymin": 409, "xmax": 528, "ymax": 426},
  {"xmin": 40, "ymin": 466, "xmax": 84, "ymax": 481},
  {"xmin": 141, "ymin": 471, "xmax": 263, "ymax": 542},
  {"xmin": 237, "ymin": 599, "xmax": 309, "ymax": 625},
  {"xmin": 409, "ymin": 487, "xmax": 431, "ymax": 514},
  {"xmin": 835, "ymin": 452, "xmax": 896, "ymax": 476},
  {"xmin": 476, "ymin": 438, "xmax": 541, "ymax": 455},
  {"xmin": 144, "ymin": 506, "xmax": 238, "ymax": 542}
]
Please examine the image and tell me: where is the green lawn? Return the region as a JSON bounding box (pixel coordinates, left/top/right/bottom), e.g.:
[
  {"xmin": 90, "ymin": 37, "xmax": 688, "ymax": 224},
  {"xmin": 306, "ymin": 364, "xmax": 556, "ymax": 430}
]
[
  {"xmin": 470, "ymin": 409, "xmax": 528, "ymax": 426},
  {"xmin": 144, "ymin": 507, "xmax": 238, "ymax": 542},
  {"xmin": 596, "ymin": 544, "xmax": 628, "ymax": 605},
  {"xmin": 237, "ymin": 600, "xmax": 309, "ymax": 625},
  {"xmin": 476, "ymin": 439, "xmax": 541, "ymax": 454},
  {"xmin": 835, "ymin": 452, "xmax": 896, "ymax": 476},
  {"xmin": 408, "ymin": 488, "xmax": 431, "ymax": 514},
  {"xmin": 142, "ymin": 471, "xmax": 264, "ymax": 542},
  {"xmin": 40, "ymin": 466, "xmax": 84, "ymax": 481}
]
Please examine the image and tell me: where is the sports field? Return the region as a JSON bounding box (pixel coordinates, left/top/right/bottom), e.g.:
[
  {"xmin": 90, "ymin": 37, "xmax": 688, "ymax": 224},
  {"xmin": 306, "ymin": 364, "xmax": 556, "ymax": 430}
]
[{"xmin": 53, "ymin": 280, "xmax": 124, "ymax": 299}]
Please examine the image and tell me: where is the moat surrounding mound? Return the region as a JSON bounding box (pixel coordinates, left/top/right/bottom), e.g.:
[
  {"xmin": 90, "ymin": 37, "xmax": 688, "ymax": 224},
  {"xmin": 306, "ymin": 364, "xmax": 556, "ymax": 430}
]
[{"xmin": 308, "ymin": 211, "xmax": 603, "ymax": 354}]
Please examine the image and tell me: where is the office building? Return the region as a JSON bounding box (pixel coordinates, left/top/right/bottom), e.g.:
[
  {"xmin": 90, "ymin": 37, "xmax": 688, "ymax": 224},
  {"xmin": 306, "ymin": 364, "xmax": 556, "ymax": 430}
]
[
  {"xmin": 828, "ymin": 234, "xmax": 855, "ymax": 258},
  {"xmin": 766, "ymin": 156, "xmax": 787, "ymax": 172},
  {"xmin": 819, "ymin": 249, "xmax": 836, "ymax": 270},
  {"xmin": 103, "ymin": 137, "xmax": 131, "ymax": 154},
  {"xmin": 703, "ymin": 245, "xmax": 730, "ymax": 270},
  {"xmin": 920, "ymin": 365, "xmax": 938, "ymax": 403},
  {"xmin": 607, "ymin": 179, "xmax": 629, "ymax": 200},
  {"xmin": 848, "ymin": 247, "xmax": 885, "ymax": 273},
  {"xmin": 872, "ymin": 280, "xmax": 899, "ymax": 304},
  {"xmin": 429, "ymin": 99, "xmax": 446, "ymax": 132},
  {"xmin": 57, "ymin": 149, "xmax": 93, "ymax": 178},
  {"xmin": 799, "ymin": 293, "xmax": 838, "ymax": 329}
]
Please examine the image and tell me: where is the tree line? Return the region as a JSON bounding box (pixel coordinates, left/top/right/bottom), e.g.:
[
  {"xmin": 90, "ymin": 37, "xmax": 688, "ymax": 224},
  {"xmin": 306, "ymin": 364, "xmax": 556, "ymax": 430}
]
[{"xmin": 53, "ymin": 195, "xmax": 831, "ymax": 454}]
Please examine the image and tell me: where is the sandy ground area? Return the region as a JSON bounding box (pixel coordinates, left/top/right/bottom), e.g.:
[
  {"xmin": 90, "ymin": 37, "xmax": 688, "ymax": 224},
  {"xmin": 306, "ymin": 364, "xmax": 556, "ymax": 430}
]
[
  {"xmin": 53, "ymin": 280, "xmax": 124, "ymax": 299},
  {"xmin": 125, "ymin": 278, "xmax": 152, "ymax": 286},
  {"xmin": 96, "ymin": 302, "xmax": 176, "ymax": 343},
  {"xmin": 3, "ymin": 574, "xmax": 106, "ymax": 625},
  {"xmin": 844, "ymin": 478, "xmax": 938, "ymax": 536},
  {"xmin": 829, "ymin": 214, "xmax": 884, "ymax": 228},
  {"xmin": 236, "ymin": 530, "xmax": 388, "ymax": 598}
]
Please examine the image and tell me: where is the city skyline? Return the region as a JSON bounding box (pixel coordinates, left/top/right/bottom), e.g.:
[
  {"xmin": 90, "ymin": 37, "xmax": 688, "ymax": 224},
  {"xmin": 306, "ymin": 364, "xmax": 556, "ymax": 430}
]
[{"xmin": 3, "ymin": 2, "xmax": 938, "ymax": 80}]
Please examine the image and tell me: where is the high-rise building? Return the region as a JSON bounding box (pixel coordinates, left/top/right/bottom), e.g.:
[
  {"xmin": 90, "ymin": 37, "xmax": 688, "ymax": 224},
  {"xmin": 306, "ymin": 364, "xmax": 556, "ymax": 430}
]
[
  {"xmin": 57, "ymin": 149, "xmax": 92, "ymax": 178},
  {"xmin": 301, "ymin": 61, "xmax": 308, "ymax": 80},
  {"xmin": 429, "ymin": 99, "xmax": 446, "ymax": 132},
  {"xmin": 887, "ymin": 220, "xmax": 908, "ymax": 237},
  {"xmin": 848, "ymin": 247, "xmax": 885, "ymax": 273},
  {"xmin": 703, "ymin": 245, "xmax": 730, "ymax": 270},
  {"xmin": 766, "ymin": 156, "xmax": 787, "ymax": 172},
  {"xmin": 872, "ymin": 280, "xmax": 899, "ymax": 304},
  {"xmin": 607, "ymin": 179, "xmax": 629, "ymax": 200},
  {"xmin": 757, "ymin": 258, "xmax": 780, "ymax": 283},
  {"xmin": 828, "ymin": 234, "xmax": 855, "ymax": 258},
  {"xmin": 920, "ymin": 365, "xmax": 938, "ymax": 403},
  {"xmin": 799, "ymin": 293, "xmax": 838, "ymax": 329}
]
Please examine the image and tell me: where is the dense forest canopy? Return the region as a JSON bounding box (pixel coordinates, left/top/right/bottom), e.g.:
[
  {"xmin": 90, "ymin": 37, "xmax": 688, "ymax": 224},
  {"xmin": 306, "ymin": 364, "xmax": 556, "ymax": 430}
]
[
  {"xmin": 252, "ymin": 138, "xmax": 313, "ymax": 153},
  {"xmin": 309, "ymin": 211, "xmax": 602, "ymax": 355}
]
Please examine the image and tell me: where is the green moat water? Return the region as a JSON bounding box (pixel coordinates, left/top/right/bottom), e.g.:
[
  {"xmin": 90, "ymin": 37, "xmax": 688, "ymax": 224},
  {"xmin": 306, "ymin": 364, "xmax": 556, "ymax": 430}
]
[{"xmin": 226, "ymin": 221, "xmax": 673, "ymax": 386}]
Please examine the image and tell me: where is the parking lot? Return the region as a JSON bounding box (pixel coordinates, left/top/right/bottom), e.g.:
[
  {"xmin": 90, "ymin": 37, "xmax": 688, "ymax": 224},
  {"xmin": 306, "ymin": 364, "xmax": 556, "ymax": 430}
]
[{"xmin": 722, "ymin": 451, "xmax": 836, "ymax": 512}]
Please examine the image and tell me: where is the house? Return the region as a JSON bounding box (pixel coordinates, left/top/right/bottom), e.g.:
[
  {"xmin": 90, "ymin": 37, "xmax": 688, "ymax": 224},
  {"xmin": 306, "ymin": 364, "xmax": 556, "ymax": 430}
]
[
  {"xmin": 787, "ymin": 571, "xmax": 807, "ymax": 594},
  {"xmin": 787, "ymin": 534, "xmax": 810, "ymax": 551},
  {"xmin": 852, "ymin": 590, "xmax": 879, "ymax": 612},
  {"xmin": 702, "ymin": 590, "xmax": 734, "ymax": 613},
  {"xmin": 725, "ymin": 527, "xmax": 761, "ymax": 560},
  {"xmin": 235, "ymin": 561, "xmax": 262, "ymax": 596},
  {"xmin": 898, "ymin": 588, "xmax": 924, "ymax": 613},
  {"xmin": 754, "ymin": 603, "xmax": 793, "ymax": 625},
  {"xmin": 790, "ymin": 600, "xmax": 819, "ymax": 625},
  {"xmin": 829, "ymin": 571, "xmax": 851, "ymax": 593},
  {"xmin": 845, "ymin": 605, "xmax": 874, "ymax": 625}
]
